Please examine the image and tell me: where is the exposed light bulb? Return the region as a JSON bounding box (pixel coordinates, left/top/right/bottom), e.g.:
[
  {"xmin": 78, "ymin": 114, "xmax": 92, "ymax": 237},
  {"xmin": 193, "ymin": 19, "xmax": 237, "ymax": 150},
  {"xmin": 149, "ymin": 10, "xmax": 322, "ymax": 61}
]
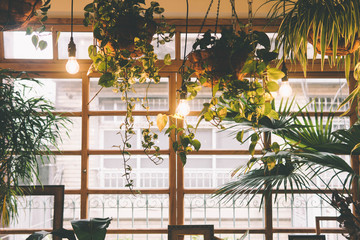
[
  {"xmin": 66, "ymin": 56, "xmax": 80, "ymax": 74},
  {"xmin": 176, "ymin": 99, "xmax": 190, "ymax": 117},
  {"xmin": 279, "ymin": 81, "xmax": 293, "ymax": 98}
]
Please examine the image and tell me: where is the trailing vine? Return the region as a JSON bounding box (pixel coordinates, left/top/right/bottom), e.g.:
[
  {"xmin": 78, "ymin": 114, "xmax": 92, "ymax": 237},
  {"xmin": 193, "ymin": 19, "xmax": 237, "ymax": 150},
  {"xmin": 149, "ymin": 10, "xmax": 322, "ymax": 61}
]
[{"xmin": 84, "ymin": 0, "xmax": 173, "ymax": 190}]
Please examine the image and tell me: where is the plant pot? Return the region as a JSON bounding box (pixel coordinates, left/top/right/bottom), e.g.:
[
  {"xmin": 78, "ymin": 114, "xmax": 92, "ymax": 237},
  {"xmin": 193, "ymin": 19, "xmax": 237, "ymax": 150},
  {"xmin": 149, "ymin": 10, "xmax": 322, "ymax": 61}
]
[
  {"xmin": 187, "ymin": 47, "xmax": 247, "ymax": 87},
  {"xmin": 0, "ymin": 0, "xmax": 42, "ymax": 31},
  {"xmin": 102, "ymin": 15, "xmax": 157, "ymax": 58},
  {"xmin": 307, "ymin": 29, "xmax": 360, "ymax": 56}
]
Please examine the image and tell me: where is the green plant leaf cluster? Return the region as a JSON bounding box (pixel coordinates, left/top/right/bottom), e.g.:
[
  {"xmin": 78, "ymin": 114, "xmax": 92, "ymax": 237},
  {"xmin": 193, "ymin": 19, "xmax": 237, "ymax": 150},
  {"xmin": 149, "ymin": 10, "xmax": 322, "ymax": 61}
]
[
  {"xmin": 265, "ymin": 0, "xmax": 360, "ymax": 79},
  {"xmin": 84, "ymin": 0, "xmax": 174, "ymax": 190},
  {"xmin": 184, "ymin": 28, "xmax": 281, "ymax": 130},
  {"xmin": 214, "ymin": 99, "xmax": 360, "ymax": 208},
  {"xmin": 0, "ymin": 68, "xmax": 69, "ymax": 226},
  {"xmin": 165, "ymin": 124, "xmax": 201, "ymax": 166},
  {"xmin": 26, "ymin": 0, "xmax": 51, "ymax": 50}
]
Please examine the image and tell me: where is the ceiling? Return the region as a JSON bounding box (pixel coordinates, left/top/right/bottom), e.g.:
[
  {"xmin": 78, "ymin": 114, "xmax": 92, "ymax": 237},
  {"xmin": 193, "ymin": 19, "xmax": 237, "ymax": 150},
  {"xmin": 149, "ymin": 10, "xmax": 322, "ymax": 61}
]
[{"xmin": 49, "ymin": 0, "xmax": 272, "ymax": 19}]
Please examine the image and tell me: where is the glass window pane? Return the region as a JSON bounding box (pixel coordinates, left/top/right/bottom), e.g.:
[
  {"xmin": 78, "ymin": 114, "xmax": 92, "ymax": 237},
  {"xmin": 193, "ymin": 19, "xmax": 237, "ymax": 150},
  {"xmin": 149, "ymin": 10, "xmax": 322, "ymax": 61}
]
[
  {"xmin": 89, "ymin": 155, "xmax": 169, "ymax": 189},
  {"xmin": 15, "ymin": 78, "xmax": 82, "ymax": 111},
  {"xmin": 274, "ymin": 78, "xmax": 349, "ymax": 111},
  {"xmin": 89, "ymin": 194, "xmax": 169, "ymax": 228},
  {"xmin": 184, "ymin": 155, "xmax": 251, "ymax": 188},
  {"xmin": 89, "ymin": 116, "xmax": 169, "ymax": 150},
  {"xmin": 37, "ymin": 155, "xmax": 81, "ymax": 189},
  {"xmin": 89, "ymin": 78, "xmax": 169, "ymax": 111},
  {"xmin": 63, "ymin": 195, "xmax": 81, "ymax": 228},
  {"xmin": 152, "ymin": 36, "xmax": 176, "ymax": 59},
  {"xmin": 184, "ymin": 194, "xmax": 264, "ymax": 228},
  {"xmin": 273, "ymin": 194, "xmax": 339, "ymax": 228},
  {"xmin": 4, "ymin": 31, "xmax": 53, "ymax": 59},
  {"xmin": 58, "ymin": 32, "xmax": 93, "ymax": 59}
]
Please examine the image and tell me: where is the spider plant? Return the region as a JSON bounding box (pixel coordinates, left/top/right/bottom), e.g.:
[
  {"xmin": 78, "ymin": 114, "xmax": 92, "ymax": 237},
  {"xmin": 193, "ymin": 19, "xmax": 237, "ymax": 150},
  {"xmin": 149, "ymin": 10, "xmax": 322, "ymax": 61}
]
[{"xmin": 265, "ymin": 0, "xmax": 360, "ymax": 80}]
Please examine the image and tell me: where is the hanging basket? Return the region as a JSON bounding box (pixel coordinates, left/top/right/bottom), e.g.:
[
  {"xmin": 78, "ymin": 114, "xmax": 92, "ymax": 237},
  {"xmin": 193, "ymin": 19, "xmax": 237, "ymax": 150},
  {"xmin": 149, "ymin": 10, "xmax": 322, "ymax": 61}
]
[
  {"xmin": 307, "ymin": 29, "xmax": 360, "ymax": 56},
  {"xmin": 101, "ymin": 15, "xmax": 157, "ymax": 58},
  {"xmin": 0, "ymin": 0, "xmax": 42, "ymax": 31},
  {"xmin": 187, "ymin": 46, "xmax": 247, "ymax": 87}
]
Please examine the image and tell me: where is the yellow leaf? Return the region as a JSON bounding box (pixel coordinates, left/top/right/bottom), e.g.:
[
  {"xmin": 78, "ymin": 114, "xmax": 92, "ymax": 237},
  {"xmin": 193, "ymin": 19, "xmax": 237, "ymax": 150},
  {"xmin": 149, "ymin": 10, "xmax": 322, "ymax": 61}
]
[{"xmin": 156, "ymin": 114, "xmax": 168, "ymax": 132}]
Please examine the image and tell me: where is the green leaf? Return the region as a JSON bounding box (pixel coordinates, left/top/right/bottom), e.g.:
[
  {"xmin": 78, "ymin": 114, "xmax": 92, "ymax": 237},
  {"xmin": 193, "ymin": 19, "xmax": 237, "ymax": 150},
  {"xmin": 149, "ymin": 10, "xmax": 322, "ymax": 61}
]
[
  {"xmin": 98, "ymin": 72, "xmax": 115, "ymax": 87},
  {"xmin": 38, "ymin": 40, "xmax": 47, "ymax": 50},
  {"xmin": 268, "ymin": 110, "xmax": 279, "ymax": 120},
  {"xmin": 26, "ymin": 27, "xmax": 33, "ymax": 35},
  {"xmin": 31, "ymin": 35, "xmax": 39, "ymax": 48},
  {"xmin": 267, "ymin": 81, "xmax": 279, "ymax": 92},
  {"xmin": 84, "ymin": 3, "xmax": 94, "ymax": 12},
  {"xmin": 179, "ymin": 152, "xmax": 187, "ymax": 166},
  {"xmin": 267, "ymin": 68, "xmax": 285, "ymax": 81},
  {"xmin": 156, "ymin": 114, "xmax": 168, "ymax": 132},
  {"xmin": 192, "ymin": 139, "xmax": 201, "ymax": 151},
  {"xmin": 264, "ymin": 102, "xmax": 272, "ymax": 115},
  {"xmin": 236, "ymin": 130, "xmax": 244, "ymax": 143},
  {"xmin": 164, "ymin": 54, "xmax": 172, "ymax": 65}
]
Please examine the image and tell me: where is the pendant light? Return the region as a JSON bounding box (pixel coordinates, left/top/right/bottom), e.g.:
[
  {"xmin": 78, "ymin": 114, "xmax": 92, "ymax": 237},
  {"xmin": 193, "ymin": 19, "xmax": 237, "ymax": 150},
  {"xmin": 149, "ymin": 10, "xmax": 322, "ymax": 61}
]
[
  {"xmin": 176, "ymin": 0, "xmax": 190, "ymax": 118},
  {"xmin": 66, "ymin": 0, "xmax": 80, "ymax": 74},
  {"xmin": 278, "ymin": 0, "xmax": 292, "ymax": 98}
]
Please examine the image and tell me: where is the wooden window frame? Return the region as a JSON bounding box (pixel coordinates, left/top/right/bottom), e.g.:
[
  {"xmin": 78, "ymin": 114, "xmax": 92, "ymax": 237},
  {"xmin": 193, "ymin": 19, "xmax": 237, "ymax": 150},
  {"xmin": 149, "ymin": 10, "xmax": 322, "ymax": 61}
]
[{"xmin": 0, "ymin": 18, "xmax": 357, "ymax": 240}]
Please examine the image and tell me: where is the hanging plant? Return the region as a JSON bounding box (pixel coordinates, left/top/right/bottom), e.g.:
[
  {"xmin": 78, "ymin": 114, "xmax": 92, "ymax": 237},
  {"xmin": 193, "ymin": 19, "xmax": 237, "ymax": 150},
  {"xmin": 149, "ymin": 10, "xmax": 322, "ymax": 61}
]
[
  {"xmin": 183, "ymin": 27, "xmax": 281, "ymax": 129},
  {"xmin": 84, "ymin": 0, "xmax": 174, "ymax": 190},
  {"xmin": 265, "ymin": 0, "xmax": 360, "ymax": 80},
  {"xmin": 0, "ymin": 0, "xmax": 51, "ymax": 50}
]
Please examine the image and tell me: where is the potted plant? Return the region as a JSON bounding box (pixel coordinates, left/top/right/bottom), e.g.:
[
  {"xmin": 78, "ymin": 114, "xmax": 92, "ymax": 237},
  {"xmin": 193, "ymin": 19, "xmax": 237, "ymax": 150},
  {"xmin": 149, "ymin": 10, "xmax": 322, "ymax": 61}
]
[
  {"xmin": 187, "ymin": 28, "xmax": 261, "ymax": 87},
  {"xmin": 265, "ymin": 0, "xmax": 360, "ymax": 79},
  {"xmin": 183, "ymin": 27, "xmax": 282, "ymax": 129},
  {"xmin": 27, "ymin": 217, "xmax": 112, "ymax": 240},
  {"xmin": 0, "ymin": 69, "xmax": 69, "ymax": 226},
  {"xmin": 0, "ymin": 0, "xmax": 49, "ymax": 31},
  {"xmin": 83, "ymin": 0, "xmax": 174, "ymax": 190}
]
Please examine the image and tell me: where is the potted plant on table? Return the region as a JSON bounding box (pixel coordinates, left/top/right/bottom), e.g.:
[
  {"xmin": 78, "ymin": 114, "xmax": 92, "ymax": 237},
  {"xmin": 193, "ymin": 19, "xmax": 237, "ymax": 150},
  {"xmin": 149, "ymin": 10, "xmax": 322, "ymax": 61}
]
[
  {"xmin": 83, "ymin": 0, "xmax": 174, "ymax": 190},
  {"xmin": 0, "ymin": 69, "xmax": 69, "ymax": 226},
  {"xmin": 27, "ymin": 217, "xmax": 112, "ymax": 240}
]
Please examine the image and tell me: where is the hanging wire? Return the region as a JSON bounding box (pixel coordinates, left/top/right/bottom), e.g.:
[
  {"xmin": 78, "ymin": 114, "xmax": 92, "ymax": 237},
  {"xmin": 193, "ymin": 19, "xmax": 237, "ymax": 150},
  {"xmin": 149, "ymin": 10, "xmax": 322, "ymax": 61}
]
[
  {"xmin": 71, "ymin": 0, "xmax": 74, "ymax": 39},
  {"xmin": 198, "ymin": 0, "xmax": 215, "ymax": 37},
  {"xmin": 247, "ymin": 0, "xmax": 253, "ymax": 33},
  {"xmin": 214, "ymin": 0, "xmax": 221, "ymax": 34},
  {"xmin": 182, "ymin": 0, "xmax": 189, "ymax": 61},
  {"xmin": 229, "ymin": 0, "xmax": 241, "ymax": 29},
  {"xmin": 281, "ymin": 0, "xmax": 288, "ymax": 80}
]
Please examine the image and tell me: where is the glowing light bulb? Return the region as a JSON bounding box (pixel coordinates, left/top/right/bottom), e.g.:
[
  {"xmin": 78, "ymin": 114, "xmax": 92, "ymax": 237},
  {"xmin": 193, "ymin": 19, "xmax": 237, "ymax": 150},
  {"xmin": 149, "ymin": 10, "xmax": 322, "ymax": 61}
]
[
  {"xmin": 279, "ymin": 81, "xmax": 293, "ymax": 98},
  {"xmin": 66, "ymin": 56, "xmax": 80, "ymax": 74},
  {"xmin": 176, "ymin": 99, "xmax": 190, "ymax": 117}
]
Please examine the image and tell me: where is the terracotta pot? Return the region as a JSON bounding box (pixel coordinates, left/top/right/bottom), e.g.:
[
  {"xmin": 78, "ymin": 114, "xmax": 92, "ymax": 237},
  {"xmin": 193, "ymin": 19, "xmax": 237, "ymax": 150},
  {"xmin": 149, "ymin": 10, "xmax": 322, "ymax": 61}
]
[
  {"xmin": 308, "ymin": 29, "xmax": 360, "ymax": 56},
  {"xmin": 101, "ymin": 15, "xmax": 157, "ymax": 58},
  {"xmin": 0, "ymin": 0, "xmax": 42, "ymax": 31}
]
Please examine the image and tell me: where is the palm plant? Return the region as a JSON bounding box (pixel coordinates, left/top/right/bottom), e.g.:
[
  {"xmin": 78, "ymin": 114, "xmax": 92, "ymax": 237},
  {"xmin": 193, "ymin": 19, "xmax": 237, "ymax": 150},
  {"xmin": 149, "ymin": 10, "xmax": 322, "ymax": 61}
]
[
  {"xmin": 0, "ymin": 69, "xmax": 69, "ymax": 226},
  {"xmin": 214, "ymin": 100, "xmax": 360, "ymax": 238}
]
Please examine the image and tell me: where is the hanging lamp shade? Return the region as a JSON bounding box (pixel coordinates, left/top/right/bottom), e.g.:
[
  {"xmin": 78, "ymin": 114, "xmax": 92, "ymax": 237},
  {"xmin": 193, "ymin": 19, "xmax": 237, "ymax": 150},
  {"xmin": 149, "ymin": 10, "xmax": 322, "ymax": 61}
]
[{"xmin": 0, "ymin": 0, "xmax": 42, "ymax": 31}]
